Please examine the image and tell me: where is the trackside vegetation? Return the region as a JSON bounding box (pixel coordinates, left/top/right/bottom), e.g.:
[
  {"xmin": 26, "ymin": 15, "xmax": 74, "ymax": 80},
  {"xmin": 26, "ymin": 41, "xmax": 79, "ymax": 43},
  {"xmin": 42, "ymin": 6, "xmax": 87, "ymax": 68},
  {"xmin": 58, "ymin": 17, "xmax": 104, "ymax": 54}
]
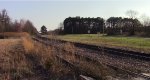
[{"xmin": 49, "ymin": 34, "xmax": 150, "ymax": 53}]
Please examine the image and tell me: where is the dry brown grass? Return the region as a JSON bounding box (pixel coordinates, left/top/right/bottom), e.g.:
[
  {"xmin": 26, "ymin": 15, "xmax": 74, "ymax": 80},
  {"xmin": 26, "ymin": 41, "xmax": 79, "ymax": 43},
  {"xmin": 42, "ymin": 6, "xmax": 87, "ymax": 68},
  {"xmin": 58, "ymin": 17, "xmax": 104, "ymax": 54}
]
[
  {"xmin": 63, "ymin": 42, "xmax": 76, "ymax": 53},
  {"xmin": 0, "ymin": 32, "xmax": 30, "ymax": 38},
  {"xmin": 0, "ymin": 34, "xmax": 111, "ymax": 80},
  {"xmin": 22, "ymin": 37, "xmax": 34, "ymax": 53},
  {"xmin": 21, "ymin": 36, "xmax": 76, "ymax": 79},
  {"xmin": 0, "ymin": 35, "xmax": 77, "ymax": 80},
  {"xmin": 63, "ymin": 54, "xmax": 110, "ymax": 80},
  {"xmin": 34, "ymin": 40, "xmax": 77, "ymax": 79},
  {"xmin": 0, "ymin": 39, "xmax": 32, "ymax": 80},
  {"xmin": 62, "ymin": 43, "xmax": 77, "ymax": 62},
  {"xmin": 59, "ymin": 43, "xmax": 112, "ymax": 80}
]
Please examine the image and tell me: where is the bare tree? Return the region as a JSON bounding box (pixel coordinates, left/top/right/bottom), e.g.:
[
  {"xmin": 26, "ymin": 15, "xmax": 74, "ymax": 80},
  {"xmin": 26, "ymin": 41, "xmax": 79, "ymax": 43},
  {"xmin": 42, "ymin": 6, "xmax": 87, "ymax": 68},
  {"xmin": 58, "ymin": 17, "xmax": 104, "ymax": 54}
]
[
  {"xmin": 126, "ymin": 10, "xmax": 138, "ymax": 19},
  {"xmin": 59, "ymin": 22, "xmax": 64, "ymax": 30},
  {"xmin": 140, "ymin": 14, "xmax": 150, "ymax": 26},
  {"xmin": 23, "ymin": 20, "xmax": 38, "ymax": 35},
  {"xmin": 20, "ymin": 19, "xmax": 26, "ymax": 27},
  {"xmin": 0, "ymin": 9, "xmax": 10, "ymax": 32}
]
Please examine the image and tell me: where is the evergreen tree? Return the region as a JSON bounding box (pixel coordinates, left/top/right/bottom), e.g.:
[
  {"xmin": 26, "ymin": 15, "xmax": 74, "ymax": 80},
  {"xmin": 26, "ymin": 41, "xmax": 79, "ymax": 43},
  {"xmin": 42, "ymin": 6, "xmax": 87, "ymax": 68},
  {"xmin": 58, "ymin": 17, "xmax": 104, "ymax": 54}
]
[{"xmin": 41, "ymin": 25, "xmax": 47, "ymax": 35}]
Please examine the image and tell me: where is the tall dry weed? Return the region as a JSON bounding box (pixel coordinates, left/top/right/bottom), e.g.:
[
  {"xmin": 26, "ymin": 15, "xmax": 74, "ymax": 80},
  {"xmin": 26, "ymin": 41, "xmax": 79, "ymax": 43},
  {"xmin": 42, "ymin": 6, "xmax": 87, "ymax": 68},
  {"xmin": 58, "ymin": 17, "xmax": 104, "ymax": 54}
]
[
  {"xmin": 30, "ymin": 40, "xmax": 75, "ymax": 79},
  {"xmin": 21, "ymin": 36, "xmax": 109, "ymax": 79},
  {"xmin": 0, "ymin": 32, "xmax": 30, "ymax": 39},
  {"xmin": 59, "ymin": 42, "xmax": 111, "ymax": 79},
  {"xmin": 0, "ymin": 38, "xmax": 32, "ymax": 80},
  {"xmin": 63, "ymin": 42, "xmax": 76, "ymax": 62},
  {"xmin": 22, "ymin": 37, "xmax": 34, "ymax": 53},
  {"xmin": 62, "ymin": 53, "xmax": 110, "ymax": 79},
  {"xmin": 64, "ymin": 42, "xmax": 76, "ymax": 52}
]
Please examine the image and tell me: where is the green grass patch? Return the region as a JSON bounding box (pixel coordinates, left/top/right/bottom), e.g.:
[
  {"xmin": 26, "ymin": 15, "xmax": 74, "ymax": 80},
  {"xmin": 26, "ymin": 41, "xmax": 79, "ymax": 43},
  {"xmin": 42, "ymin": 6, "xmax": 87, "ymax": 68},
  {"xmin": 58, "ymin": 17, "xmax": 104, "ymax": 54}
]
[{"xmin": 48, "ymin": 34, "xmax": 150, "ymax": 53}]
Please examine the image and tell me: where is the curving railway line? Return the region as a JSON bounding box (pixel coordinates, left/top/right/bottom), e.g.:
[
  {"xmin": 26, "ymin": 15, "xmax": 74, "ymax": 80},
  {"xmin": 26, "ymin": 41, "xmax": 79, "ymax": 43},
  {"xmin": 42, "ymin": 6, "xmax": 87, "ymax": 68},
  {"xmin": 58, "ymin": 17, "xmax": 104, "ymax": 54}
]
[{"xmin": 32, "ymin": 36, "xmax": 150, "ymax": 80}]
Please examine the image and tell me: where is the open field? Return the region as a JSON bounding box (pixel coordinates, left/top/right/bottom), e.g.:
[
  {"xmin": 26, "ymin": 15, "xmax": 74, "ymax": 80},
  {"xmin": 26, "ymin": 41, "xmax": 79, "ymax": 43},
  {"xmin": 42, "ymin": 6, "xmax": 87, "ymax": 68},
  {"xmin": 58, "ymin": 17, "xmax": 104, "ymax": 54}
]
[
  {"xmin": 0, "ymin": 36, "xmax": 112, "ymax": 80},
  {"xmin": 47, "ymin": 34, "xmax": 150, "ymax": 53},
  {"xmin": 0, "ymin": 39, "xmax": 30, "ymax": 79},
  {"xmin": 1, "ymin": 33, "xmax": 150, "ymax": 80},
  {"xmin": 0, "ymin": 32, "xmax": 30, "ymax": 39},
  {"xmin": 0, "ymin": 37, "xmax": 76, "ymax": 80}
]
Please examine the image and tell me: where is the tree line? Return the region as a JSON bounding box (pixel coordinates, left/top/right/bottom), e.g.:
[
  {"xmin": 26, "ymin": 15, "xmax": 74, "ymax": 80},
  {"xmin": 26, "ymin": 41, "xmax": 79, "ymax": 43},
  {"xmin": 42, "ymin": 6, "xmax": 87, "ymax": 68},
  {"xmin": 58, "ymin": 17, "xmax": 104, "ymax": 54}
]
[
  {"xmin": 62, "ymin": 10, "xmax": 150, "ymax": 37},
  {"xmin": 106, "ymin": 17, "xmax": 142, "ymax": 36},
  {"xmin": 64, "ymin": 16, "xmax": 104, "ymax": 34},
  {"xmin": 0, "ymin": 9, "xmax": 38, "ymax": 35}
]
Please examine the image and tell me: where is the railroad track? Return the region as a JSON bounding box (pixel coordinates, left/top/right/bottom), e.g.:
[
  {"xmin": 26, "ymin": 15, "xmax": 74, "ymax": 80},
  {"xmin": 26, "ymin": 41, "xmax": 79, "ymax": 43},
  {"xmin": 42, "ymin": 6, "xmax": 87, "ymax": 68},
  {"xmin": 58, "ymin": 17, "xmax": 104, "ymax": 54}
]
[
  {"xmin": 37, "ymin": 36, "xmax": 150, "ymax": 61},
  {"xmin": 32, "ymin": 37, "xmax": 99, "ymax": 79},
  {"xmin": 32, "ymin": 36, "xmax": 150, "ymax": 80},
  {"xmin": 55, "ymin": 55, "xmax": 100, "ymax": 80}
]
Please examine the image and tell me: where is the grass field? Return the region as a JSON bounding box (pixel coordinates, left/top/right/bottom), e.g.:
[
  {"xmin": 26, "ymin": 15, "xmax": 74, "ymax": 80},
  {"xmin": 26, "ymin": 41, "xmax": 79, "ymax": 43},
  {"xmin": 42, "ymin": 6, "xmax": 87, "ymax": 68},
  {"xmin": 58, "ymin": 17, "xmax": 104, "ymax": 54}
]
[
  {"xmin": 0, "ymin": 32, "xmax": 30, "ymax": 38},
  {"xmin": 48, "ymin": 34, "xmax": 150, "ymax": 53},
  {"xmin": 0, "ymin": 32, "xmax": 108, "ymax": 79},
  {"xmin": 0, "ymin": 34, "xmax": 76, "ymax": 80}
]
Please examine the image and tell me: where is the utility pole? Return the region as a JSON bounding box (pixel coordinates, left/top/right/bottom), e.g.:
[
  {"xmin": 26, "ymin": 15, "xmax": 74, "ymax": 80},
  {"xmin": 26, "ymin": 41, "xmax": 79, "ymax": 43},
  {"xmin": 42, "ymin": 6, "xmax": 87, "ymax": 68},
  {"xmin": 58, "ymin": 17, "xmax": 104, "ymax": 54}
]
[
  {"xmin": 72, "ymin": 26, "xmax": 73, "ymax": 34},
  {"xmin": 103, "ymin": 22, "xmax": 105, "ymax": 36},
  {"xmin": 1, "ymin": 18, "xmax": 5, "ymax": 38},
  {"xmin": 1, "ymin": 17, "xmax": 7, "ymax": 38}
]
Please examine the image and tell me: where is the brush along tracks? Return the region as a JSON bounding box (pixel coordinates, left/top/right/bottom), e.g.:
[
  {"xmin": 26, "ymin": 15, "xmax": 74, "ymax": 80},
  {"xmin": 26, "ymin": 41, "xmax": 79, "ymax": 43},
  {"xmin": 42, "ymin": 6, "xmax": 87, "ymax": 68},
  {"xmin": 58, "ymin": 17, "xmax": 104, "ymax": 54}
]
[
  {"xmin": 38, "ymin": 36, "xmax": 150, "ymax": 61},
  {"xmin": 32, "ymin": 36, "xmax": 150, "ymax": 80}
]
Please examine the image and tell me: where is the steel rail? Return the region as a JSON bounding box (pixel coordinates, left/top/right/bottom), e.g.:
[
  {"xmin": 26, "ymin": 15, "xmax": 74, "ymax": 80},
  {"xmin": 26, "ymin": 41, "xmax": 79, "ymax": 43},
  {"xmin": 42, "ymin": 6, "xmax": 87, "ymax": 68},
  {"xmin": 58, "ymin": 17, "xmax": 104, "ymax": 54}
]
[{"xmin": 32, "ymin": 36, "xmax": 150, "ymax": 80}]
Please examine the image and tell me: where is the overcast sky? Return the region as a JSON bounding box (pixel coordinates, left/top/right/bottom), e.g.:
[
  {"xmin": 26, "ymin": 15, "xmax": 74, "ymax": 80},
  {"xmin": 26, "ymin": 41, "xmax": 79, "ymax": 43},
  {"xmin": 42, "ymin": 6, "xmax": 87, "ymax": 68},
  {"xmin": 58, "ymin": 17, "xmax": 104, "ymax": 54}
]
[{"xmin": 0, "ymin": 0, "xmax": 150, "ymax": 31}]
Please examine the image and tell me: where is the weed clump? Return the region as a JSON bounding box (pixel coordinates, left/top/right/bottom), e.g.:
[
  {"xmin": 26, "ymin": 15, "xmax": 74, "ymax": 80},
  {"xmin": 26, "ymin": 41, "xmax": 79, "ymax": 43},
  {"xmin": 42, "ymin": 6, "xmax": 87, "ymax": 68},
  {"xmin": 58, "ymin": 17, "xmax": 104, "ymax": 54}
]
[{"xmin": 22, "ymin": 37, "xmax": 34, "ymax": 53}]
